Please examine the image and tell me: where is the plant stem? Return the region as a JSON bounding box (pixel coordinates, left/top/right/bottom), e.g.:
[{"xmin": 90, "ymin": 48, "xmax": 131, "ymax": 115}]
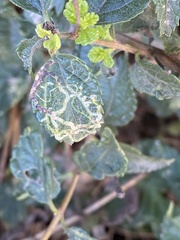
[
  {"xmin": 48, "ymin": 200, "xmax": 58, "ymax": 214},
  {"xmin": 83, "ymin": 173, "xmax": 148, "ymax": 215},
  {"xmin": 42, "ymin": 173, "xmax": 80, "ymax": 240}
]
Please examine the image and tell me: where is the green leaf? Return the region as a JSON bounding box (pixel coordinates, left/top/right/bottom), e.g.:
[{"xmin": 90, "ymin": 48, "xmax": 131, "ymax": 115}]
[
  {"xmin": 87, "ymin": 0, "xmax": 151, "ymax": 24},
  {"xmin": 103, "ymin": 54, "xmax": 114, "ymax": 68},
  {"xmin": 67, "ymin": 227, "xmax": 96, "ymax": 240},
  {"xmin": 99, "ymin": 55, "xmax": 137, "ymax": 126},
  {"xmin": 96, "ymin": 25, "xmax": 113, "ymax": 40},
  {"xmin": 153, "ymin": 0, "xmax": 180, "ymax": 36},
  {"xmin": 80, "ymin": 12, "xmax": 99, "ymax": 30},
  {"xmin": 88, "ymin": 47, "xmax": 114, "ymax": 68},
  {"xmin": 160, "ymin": 215, "xmax": 180, "ymax": 240},
  {"xmin": 76, "ymin": 45, "xmax": 100, "ymax": 74},
  {"xmin": 10, "ymin": 0, "xmax": 52, "ymax": 15},
  {"xmin": 63, "ymin": 0, "xmax": 89, "ymax": 24},
  {"xmin": 130, "ymin": 57, "xmax": 180, "ymax": 100},
  {"xmin": 115, "ymin": 3, "xmax": 159, "ymax": 33},
  {"xmin": 35, "ymin": 23, "xmax": 52, "ymax": 38},
  {"xmin": 30, "ymin": 53, "xmax": 104, "ymax": 145},
  {"xmin": 120, "ymin": 143, "xmax": 175, "ymax": 174},
  {"xmin": 75, "ymin": 27, "xmax": 99, "ymax": 45},
  {"xmin": 73, "ymin": 127, "xmax": 128, "ymax": 179},
  {"xmin": 43, "ymin": 33, "xmax": 61, "ymax": 55},
  {"xmin": 10, "ymin": 128, "xmax": 60, "ymax": 204},
  {"xmin": 16, "ymin": 35, "xmax": 43, "ymax": 74}
]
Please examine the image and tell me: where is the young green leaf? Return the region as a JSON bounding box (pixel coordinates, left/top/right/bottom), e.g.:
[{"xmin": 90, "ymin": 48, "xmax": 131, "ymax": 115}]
[
  {"xmin": 35, "ymin": 23, "xmax": 61, "ymax": 55},
  {"xmin": 10, "ymin": 0, "xmax": 52, "ymax": 15},
  {"xmin": 96, "ymin": 25, "xmax": 113, "ymax": 40},
  {"xmin": 120, "ymin": 143, "xmax": 175, "ymax": 174},
  {"xmin": 153, "ymin": 0, "xmax": 180, "ymax": 37},
  {"xmin": 86, "ymin": 0, "xmax": 151, "ymax": 24},
  {"xmin": 10, "ymin": 128, "xmax": 60, "ymax": 204},
  {"xmin": 75, "ymin": 27, "xmax": 99, "ymax": 45},
  {"xmin": 80, "ymin": 12, "xmax": 99, "ymax": 29},
  {"xmin": 88, "ymin": 47, "xmax": 114, "ymax": 68},
  {"xmin": 130, "ymin": 57, "xmax": 180, "ymax": 100},
  {"xmin": 73, "ymin": 127, "xmax": 128, "ymax": 179},
  {"xmin": 67, "ymin": 227, "xmax": 96, "ymax": 240},
  {"xmin": 30, "ymin": 53, "xmax": 104, "ymax": 145},
  {"xmin": 63, "ymin": 0, "xmax": 89, "ymax": 24},
  {"xmin": 98, "ymin": 55, "xmax": 137, "ymax": 126},
  {"xmin": 160, "ymin": 215, "xmax": 180, "ymax": 240},
  {"xmin": 43, "ymin": 33, "xmax": 61, "ymax": 55},
  {"xmin": 16, "ymin": 35, "xmax": 43, "ymax": 74}
]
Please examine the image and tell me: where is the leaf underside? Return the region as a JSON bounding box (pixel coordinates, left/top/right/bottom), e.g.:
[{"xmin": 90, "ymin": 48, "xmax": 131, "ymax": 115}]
[{"xmin": 30, "ymin": 53, "xmax": 104, "ymax": 145}]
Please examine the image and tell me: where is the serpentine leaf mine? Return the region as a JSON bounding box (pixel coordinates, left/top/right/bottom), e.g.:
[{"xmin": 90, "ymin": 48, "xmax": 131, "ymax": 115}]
[{"xmin": 29, "ymin": 53, "xmax": 104, "ymax": 144}]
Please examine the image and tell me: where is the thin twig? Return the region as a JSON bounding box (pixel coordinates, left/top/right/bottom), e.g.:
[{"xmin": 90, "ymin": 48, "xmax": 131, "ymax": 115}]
[
  {"xmin": 83, "ymin": 173, "xmax": 148, "ymax": 215},
  {"xmin": 41, "ymin": 173, "xmax": 80, "ymax": 240},
  {"xmin": 24, "ymin": 173, "xmax": 148, "ymax": 240},
  {"xmin": 95, "ymin": 34, "xmax": 180, "ymax": 72}
]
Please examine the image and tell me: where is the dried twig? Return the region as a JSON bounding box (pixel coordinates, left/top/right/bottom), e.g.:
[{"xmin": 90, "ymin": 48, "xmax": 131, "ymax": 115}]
[{"xmin": 41, "ymin": 174, "xmax": 80, "ymax": 240}]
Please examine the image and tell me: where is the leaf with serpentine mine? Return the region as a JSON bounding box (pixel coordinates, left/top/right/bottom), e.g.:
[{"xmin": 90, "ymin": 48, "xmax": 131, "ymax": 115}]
[{"xmin": 30, "ymin": 53, "xmax": 104, "ymax": 145}]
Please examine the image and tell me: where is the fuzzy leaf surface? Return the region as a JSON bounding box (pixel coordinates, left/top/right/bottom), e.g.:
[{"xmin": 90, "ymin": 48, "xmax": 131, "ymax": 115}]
[
  {"xmin": 87, "ymin": 0, "xmax": 150, "ymax": 24},
  {"xmin": 160, "ymin": 215, "xmax": 180, "ymax": 240},
  {"xmin": 10, "ymin": 0, "xmax": 52, "ymax": 15},
  {"xmin": 67, "ymin": 227, "xmax": 96, "ymax": 240},
  {"xmin": 99, "ymin": 55, "xmax": 137, "ymax": 126},
  {"xmin": 16, "ymin": 35, "xmax": 43, "ymax": 74},
  {"xmin": 120, "ymin": 143, "xmax": 175, "ymax": 174},
  {"xmin": 30, "ymin": 53, "xmax": 103, "ymax": 145},
  {"xmin": 73, "ymin": 128, "xmax": 128, "ymax": 179},
  {"xmin": 10, "ymin": 129, "xmax": 60, "ymax": 203},
  {"xmin": 153, "ymin": 0, "xmax": 180, "ymax": 36},
  {"xmin": 130, "ymin": 58, "xmax": 180, "ymax": 100}
]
